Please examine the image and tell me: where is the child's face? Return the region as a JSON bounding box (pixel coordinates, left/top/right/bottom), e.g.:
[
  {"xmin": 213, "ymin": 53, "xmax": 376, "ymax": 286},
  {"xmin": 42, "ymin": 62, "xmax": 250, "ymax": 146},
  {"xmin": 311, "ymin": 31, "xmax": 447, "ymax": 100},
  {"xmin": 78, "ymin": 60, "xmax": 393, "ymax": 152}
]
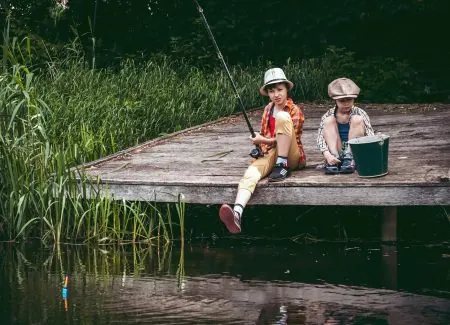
[
  {"xmin": 267, "ymin": 83, "xmax": 288, "ymax": 105},
  {"xmin": 336, "ymin": 98, "xmax": 355, "ymax": 112}
]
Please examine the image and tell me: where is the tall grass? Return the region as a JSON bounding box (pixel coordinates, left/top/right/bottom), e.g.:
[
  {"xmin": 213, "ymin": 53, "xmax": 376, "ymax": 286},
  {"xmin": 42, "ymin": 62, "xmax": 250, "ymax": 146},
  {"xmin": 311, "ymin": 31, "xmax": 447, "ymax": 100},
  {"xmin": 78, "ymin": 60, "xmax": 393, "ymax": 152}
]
[
  {"xmin": 35, "ymin": 51, "xmax": 337, "ymax": 158},
  {"xmin": 0, "ymin": 40, "xmax": 188, "ymax": 244},
  {"xmin": 0, "ymin": 34, "xmax": 339, "ymax": 244}
]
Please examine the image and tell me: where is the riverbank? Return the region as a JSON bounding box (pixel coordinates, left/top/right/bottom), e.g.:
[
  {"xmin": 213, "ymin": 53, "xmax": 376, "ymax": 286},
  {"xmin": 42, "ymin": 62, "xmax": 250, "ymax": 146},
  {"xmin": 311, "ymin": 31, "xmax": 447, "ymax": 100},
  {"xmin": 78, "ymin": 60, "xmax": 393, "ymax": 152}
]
[{"xmin": 1, "ymin": 53, "xmax": 448, "ymax": 244}]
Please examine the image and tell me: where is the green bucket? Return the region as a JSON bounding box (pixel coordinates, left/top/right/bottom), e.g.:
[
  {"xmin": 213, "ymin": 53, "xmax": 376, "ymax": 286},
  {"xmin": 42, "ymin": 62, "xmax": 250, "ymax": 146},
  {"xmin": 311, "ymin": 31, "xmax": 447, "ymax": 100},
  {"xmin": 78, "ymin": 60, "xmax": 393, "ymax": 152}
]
[{"xmin": 348, "ymin": 134, "xmax": 390, "ymax": 178}]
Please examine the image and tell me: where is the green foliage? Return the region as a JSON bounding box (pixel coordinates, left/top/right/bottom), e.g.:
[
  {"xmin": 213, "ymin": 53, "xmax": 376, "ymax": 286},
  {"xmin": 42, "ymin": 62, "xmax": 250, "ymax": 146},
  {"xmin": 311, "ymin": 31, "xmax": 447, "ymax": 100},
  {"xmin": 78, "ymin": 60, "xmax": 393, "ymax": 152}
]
[
  {"xmin": 301, "ymin": 46, "xmax": 423, "ymax": 103},
  {"xmin": 0, "ymin": 31, "xmax": 443, "ymax": 244},
  {"xmin": 0, "ymin": 42, "xmax": 188, "ymax": 244},
  {"xmin": 3, "ymin": 0, "xmax": 448, "ymax": 101}
]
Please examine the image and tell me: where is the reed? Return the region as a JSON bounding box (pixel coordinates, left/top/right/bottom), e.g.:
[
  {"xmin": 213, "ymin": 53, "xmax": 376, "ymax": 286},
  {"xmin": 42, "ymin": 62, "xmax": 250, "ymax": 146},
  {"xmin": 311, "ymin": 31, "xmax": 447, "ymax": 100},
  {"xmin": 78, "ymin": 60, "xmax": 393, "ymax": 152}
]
[
  {"xmin": 0, "ymin": 35, "xmax": 336, "ymax": 244},
  {"xmin": 0, "ymin": 60, "xmax": 184, "ymax": 244}
]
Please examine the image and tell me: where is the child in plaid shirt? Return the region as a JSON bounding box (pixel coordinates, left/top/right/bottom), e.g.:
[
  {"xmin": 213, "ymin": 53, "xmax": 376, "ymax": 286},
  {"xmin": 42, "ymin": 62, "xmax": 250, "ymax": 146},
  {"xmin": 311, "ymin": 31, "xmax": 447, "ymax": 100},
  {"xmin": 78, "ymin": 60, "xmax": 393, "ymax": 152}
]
[
  {"xmin": 219, "ymin": 68, "xmax": 306, "ymax": 234},
  {"xmin": 317, "ymin": 78, "xmax": 374, "ymax": 174}
]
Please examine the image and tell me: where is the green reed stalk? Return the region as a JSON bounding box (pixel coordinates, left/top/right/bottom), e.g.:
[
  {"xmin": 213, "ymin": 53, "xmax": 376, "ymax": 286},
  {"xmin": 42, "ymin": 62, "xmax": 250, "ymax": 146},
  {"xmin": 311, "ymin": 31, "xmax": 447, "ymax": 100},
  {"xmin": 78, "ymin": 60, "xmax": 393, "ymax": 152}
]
[
  {"xmin": 0, "ymin": 35, "xmax": 340, "ymax": 244},
  {"xmin": 2, "ymin": 9, "xmax": 10, "ymax": 73},
  {"xmin": 176, "ymin": 194, "xmax": 186, "ymax": 245}
]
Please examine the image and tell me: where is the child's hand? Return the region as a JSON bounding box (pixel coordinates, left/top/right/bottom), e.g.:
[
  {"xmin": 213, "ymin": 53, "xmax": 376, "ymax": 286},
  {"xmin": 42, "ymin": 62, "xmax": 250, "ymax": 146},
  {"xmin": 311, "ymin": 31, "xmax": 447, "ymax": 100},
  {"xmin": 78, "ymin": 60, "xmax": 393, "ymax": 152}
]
[
  {"xmin": 324, "ymin": 151, "xmax": 341, "ymax": 165},
  {"xmin": 249, "ymin": 133, "xmax": 266, "ymax": 145}
]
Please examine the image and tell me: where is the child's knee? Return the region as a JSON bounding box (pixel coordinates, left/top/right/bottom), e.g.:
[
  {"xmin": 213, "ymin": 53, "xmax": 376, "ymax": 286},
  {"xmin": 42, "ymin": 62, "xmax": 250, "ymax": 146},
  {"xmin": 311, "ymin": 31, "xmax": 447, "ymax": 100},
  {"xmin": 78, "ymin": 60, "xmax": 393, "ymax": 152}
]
[
  {"xmin": 323, "ymin": 115, "xmax": 337, "ymax": 127},
  {"xmin": 275, "ymin": 111, "xmax": 291, "ymax": 121},
  {"xmin": 275, "ymin": 111, "xmax": 293, "ymax": 135},
  {"xmin": 350, "ymin": 115, "xmax": 363, "ymax": 125}
]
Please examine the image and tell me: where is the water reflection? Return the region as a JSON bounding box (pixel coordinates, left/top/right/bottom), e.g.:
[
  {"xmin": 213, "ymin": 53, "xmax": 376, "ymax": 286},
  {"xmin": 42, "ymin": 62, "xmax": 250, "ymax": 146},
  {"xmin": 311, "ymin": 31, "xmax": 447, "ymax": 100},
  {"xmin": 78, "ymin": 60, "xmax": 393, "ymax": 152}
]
[{"xmin": 0, "ymin": 242, "xmax": 449, "ymax": 324}]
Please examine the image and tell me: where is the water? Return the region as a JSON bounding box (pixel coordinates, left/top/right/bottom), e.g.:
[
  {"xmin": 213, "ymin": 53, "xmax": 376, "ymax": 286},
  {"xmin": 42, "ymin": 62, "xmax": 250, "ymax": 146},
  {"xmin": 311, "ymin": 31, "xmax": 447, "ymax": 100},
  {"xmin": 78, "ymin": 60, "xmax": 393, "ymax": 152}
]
[{"xmin": 0, "ymin": 242, "xmax": 449, "ymax": 325}]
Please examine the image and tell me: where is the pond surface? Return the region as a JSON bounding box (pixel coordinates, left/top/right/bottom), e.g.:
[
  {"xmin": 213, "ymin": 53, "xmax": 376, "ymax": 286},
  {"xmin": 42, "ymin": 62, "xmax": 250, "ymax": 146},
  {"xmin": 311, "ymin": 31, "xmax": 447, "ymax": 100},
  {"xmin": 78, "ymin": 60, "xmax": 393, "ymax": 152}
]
[{"xmin": 0, "ymin": 242, "xmax": 449, "ymax": 325}]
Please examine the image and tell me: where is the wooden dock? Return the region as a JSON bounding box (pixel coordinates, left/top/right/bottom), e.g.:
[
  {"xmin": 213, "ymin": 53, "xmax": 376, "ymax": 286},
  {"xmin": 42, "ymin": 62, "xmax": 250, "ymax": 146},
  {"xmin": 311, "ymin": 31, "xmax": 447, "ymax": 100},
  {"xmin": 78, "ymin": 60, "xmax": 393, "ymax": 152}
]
[{"xmin": 79, "ymin": 103, "xmax": 449, "ymax": 207}]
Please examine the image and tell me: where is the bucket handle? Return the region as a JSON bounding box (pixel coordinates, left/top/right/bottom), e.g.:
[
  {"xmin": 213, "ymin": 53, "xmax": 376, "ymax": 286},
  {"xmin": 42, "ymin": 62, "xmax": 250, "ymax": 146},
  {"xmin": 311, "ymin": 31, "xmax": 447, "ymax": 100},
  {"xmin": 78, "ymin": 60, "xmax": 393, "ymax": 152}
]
[{"xmin": 377, "ymin": 133, "xmax": 389, "ymax": 146}]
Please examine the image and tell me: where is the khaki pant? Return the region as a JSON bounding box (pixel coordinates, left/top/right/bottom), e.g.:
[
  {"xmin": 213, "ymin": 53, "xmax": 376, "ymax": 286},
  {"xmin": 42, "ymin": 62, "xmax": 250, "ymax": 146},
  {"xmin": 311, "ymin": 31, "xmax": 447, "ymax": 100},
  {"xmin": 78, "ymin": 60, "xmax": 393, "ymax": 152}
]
[{"xmin": 238, "ymin": 112, "xmax": 304, "ymax": 193}]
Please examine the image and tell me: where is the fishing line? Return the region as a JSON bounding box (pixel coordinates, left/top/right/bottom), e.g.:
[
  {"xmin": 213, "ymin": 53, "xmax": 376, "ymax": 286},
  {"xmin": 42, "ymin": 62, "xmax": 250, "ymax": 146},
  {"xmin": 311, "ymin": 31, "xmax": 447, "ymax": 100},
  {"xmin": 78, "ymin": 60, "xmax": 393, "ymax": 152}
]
[{"xmin": 191, "ymin": 0, "xmax": 263, "ymax": 158}]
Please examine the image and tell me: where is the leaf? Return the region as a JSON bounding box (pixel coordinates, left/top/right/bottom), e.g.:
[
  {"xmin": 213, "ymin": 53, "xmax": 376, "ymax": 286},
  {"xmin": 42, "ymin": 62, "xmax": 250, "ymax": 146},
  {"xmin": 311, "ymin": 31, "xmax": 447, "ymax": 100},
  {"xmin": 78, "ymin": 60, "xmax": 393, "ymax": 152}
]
[{"xmin": 15, "ymin": 217, "xmax": 39, "ymax": 240}]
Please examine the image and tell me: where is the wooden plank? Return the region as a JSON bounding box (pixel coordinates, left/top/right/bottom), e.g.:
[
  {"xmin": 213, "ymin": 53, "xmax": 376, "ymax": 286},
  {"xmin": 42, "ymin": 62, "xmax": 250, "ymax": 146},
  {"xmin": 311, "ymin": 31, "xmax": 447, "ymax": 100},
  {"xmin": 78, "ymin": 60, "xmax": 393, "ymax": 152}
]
[
  {"xmin": 83, "ymin": 183, "xmax": 449, "ymax": 205},
  {"xmin": 77, "ymin": 105, "xmax": 450, "ymax": 206},
  {"xmin": 82, "ymin": 170, "xmax": 449, "ymax": 186},
  {"xmin": 82, "ymin": 160, "xmax": 449, "ymax": 186}
]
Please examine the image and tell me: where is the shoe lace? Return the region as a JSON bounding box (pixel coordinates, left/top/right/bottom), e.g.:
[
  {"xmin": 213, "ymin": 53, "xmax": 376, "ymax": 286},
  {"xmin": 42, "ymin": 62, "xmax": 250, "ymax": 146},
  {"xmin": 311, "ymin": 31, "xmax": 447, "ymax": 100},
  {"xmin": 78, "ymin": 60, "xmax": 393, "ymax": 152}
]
[
  {"xmin": 342, "ymin": 152, "xmax": 353, "ymax": 160},
  {"xmin": 274, "ymin": 162, "xmax": 288, "ymax": 169}
]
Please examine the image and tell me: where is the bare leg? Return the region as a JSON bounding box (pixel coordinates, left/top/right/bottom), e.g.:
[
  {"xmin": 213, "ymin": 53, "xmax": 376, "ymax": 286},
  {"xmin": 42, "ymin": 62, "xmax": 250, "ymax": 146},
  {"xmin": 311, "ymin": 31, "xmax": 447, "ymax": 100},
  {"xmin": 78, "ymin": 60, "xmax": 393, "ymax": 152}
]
[
  {"xmin": 274, "ymin": 111, "xmax": 293, "ymax": 157},
  {"xmin": 276, "ymin": 133, "xmax": 291, "ymax": 157},
  {"xmin": 348, "ymin": 115, "xmax": 365, "ymax": 151},
  {"xmin": 340, "ymin": 115, "xmax": 364, "ymax": 173},
  {"xmin": 268, "ymin": 111, "xmax": 296, "ymax": 181},
  {"xmin": 345, "ymin": 115, "xmax": 365, "ymax": 156},
  {"xmin": 323, "ymin": 116, "xmax": 342, "ymax": 156}
]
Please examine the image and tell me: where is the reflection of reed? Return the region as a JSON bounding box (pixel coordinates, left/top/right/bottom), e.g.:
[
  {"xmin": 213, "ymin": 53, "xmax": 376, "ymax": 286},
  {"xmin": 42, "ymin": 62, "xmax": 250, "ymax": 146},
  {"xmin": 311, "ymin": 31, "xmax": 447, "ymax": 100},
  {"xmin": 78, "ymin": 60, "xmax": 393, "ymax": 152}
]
[
  {"xmin": 176, "ymin": 193, "xmax": 186, "ymax": 288},
  {"xmin": 2, "ymin": 243, "xmax": 450, "ymax": 325},
  {"xmin": 70, "ymin": 242, "xmax": 183, "ymax": 279},
  {"xmin": 1, "ymin": 241, "xmax": 187, "ymax": 323},
  {"xmin": 176, "ymin": 242, "xmax": 185, "ymax": 290}
]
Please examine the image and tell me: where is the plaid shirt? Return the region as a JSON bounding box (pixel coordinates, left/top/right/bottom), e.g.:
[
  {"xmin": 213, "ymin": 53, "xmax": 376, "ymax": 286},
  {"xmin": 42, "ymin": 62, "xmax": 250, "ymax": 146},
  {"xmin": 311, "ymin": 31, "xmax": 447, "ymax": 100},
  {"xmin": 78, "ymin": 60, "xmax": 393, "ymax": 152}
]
[
  {"xmin": 317, "ymin": 106, "xmax": 374, "ymax": 153},
  {"xmin": 259, "ymin": 98, "xmax": 306, "ymax": 165}
]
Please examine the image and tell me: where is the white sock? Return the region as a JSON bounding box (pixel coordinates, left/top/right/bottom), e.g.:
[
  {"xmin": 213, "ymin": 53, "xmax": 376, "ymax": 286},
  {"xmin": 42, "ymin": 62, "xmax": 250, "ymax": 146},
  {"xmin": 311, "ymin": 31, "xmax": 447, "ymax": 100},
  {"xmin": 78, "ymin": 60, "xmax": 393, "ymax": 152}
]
[
  {"xmin": 276, "ymin": 156, "xmax": 288, "ymax": 166},
  {"xmin": 233, "ymin": 204, "xmax": 243, "ymax": 218}
]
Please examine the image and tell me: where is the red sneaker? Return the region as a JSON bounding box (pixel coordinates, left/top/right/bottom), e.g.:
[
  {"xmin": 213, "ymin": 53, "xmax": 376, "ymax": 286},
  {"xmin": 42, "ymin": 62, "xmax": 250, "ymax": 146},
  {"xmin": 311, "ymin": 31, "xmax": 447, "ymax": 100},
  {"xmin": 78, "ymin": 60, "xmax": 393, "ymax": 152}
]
[{"xmin": 219, "ymin": 204, "xmax": 241, "ymax": 234}]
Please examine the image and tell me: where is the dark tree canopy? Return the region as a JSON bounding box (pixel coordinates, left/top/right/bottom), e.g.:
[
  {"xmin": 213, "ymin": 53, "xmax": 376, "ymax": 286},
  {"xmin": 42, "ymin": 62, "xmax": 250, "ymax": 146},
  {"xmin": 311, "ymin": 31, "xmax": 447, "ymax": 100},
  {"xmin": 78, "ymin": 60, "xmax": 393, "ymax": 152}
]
[{"xmin": 1, "ymin": 0, "xmax": 449, "ymax": 101}]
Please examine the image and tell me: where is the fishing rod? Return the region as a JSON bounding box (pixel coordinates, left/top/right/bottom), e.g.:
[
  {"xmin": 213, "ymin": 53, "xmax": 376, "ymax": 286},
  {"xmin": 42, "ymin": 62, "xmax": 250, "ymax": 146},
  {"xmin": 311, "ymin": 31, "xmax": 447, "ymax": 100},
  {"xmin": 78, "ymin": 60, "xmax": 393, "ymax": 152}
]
[{"xmin": 191, "ymin": 0, "xmax": 263, "ymax": 159}]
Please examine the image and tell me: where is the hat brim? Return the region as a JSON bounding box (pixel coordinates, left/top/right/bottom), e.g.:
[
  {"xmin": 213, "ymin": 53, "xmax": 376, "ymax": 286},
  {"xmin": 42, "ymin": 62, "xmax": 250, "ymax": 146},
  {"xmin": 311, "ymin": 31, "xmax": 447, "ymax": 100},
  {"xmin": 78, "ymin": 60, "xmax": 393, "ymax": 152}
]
[
  {"xmin": 331, "ymin": 94, "xmax": 358, "ymax": 100},
  {"xmin": 260, "ymin": 80, "xmax": 294, "ymax": 96}
]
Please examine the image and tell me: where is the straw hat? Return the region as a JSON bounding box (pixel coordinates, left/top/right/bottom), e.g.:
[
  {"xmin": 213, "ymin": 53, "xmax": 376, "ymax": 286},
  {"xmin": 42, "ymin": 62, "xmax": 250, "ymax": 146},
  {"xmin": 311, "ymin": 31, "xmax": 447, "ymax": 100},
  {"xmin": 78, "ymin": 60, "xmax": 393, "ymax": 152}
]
[
  {"xmin": 328, "ymin": 78, "xmax": 360, "ymax": 99},
  {"xmin": 259, "ymin": 68, "xmax": 294, "ymax": 96}
]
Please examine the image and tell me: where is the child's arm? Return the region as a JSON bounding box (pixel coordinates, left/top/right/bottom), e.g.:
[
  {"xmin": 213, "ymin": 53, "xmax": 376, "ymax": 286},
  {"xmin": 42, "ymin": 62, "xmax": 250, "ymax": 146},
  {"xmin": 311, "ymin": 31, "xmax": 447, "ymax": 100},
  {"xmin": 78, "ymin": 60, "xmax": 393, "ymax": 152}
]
[{"xmin": 317, "ymin": 109, "xmax": 333, "ymax": 153}]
